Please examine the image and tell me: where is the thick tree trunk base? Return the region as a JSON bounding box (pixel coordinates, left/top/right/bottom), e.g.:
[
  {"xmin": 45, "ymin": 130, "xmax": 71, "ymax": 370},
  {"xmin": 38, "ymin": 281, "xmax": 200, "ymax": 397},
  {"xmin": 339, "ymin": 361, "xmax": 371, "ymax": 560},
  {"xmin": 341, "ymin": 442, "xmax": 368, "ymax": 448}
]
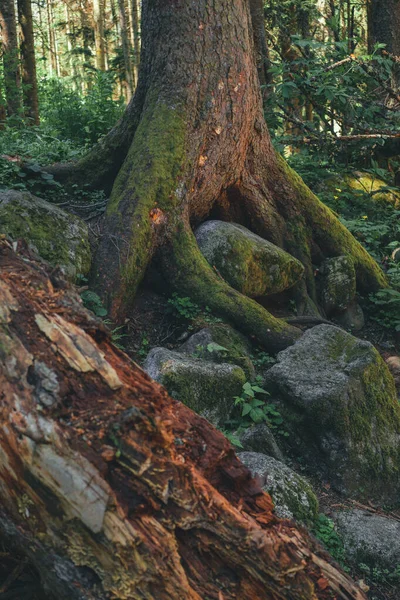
[{"xmin": 0, "ymin": 238, "xmax": 365, "ymax": 600}]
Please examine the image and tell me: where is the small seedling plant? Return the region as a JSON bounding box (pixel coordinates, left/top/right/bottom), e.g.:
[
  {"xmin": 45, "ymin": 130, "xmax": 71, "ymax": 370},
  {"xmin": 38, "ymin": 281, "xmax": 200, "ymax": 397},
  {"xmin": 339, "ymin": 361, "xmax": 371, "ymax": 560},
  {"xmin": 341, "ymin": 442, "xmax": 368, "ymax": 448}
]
[{"xmin": 233, "ymin": 380, "xmax": 287, "ymax": 436}]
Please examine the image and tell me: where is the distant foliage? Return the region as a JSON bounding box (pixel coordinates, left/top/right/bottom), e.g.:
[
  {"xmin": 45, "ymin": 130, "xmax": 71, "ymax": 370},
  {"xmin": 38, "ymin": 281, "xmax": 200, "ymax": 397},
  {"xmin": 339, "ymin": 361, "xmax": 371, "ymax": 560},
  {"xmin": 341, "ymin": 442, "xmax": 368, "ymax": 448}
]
[{"xmin": 38, "ymin": 72, "xmax": 125, "ymax": 144}]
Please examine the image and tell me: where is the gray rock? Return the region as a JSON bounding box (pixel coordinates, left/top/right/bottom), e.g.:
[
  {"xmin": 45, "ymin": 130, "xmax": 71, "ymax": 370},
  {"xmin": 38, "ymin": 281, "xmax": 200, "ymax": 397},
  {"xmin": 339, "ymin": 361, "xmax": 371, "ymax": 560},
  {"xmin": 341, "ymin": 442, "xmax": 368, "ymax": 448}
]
[
  {"xmin": 238, "ymin": 452, "xmax": 318, "ymax": 524},
  {"xmin": 335, "ymin": 301, "xmax": 365, "ymax": 331},
  {"xmin": 318, "ymin": 256, "xmax": 356, "ymax": 315},
  {"xmin": 143, "ymin": 348, "xmax": 246, "ymax": 426},
  {"xmin": 334, "ymin": 508, "xmax": 400, "ymax": 569},
  {"xmin": 195, "ymin": 220, "xmax": 304, "ymax": 297},
  {"xmin": 264, "ymin": 325, "xmax": 400, "ymax": 501},
  {"xmin": 239, "ymin": 424, "xmax": 285, "ymax": 462},
  {"xmin": 0, "ymin": 190, "xmax": 91, "ymax": 280},
  {"xmin": 179, "ymin": 323, "xmax": 255, "ymax": 379}
]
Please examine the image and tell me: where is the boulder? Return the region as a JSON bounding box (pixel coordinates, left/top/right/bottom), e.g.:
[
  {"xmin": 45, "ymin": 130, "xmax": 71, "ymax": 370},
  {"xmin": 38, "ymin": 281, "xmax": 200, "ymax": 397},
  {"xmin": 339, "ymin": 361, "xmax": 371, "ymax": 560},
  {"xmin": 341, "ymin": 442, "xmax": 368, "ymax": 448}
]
[
  {"xmin": 143, "ymin": 348, "xmax": 246, "ymax": 426},
  {"xmin": 264, "ymin": 325, "xmax": 400, "ymax": 501},
  {"xmin": 318, "ymin": 256, "xmax": 356, "ymax": 316},
  {"xmin": 195, "ymin": 220, "xmax": 304, "ymax": 297},
  {"xmin": 238, "ymin": 452, "xmax": 318, "ymax": 525},
  {"xmin": 0, "ymin": 190, "xmax": 91, "ymax": 280},
  {"xmin": 334, "ymin": 508, "xmax": 400, "ymax": 569},
  {"xmin": 238, "ymin": 423, "xmax": 285, "ymax": 462},
  {"xmin": 179, "ymin": 323, "xmax": 255, "ymax": 379},
  {"xmin": 319, "ymin": 172, "xmax": 400, "ymax": 209},
  {"xmin": 334, "ymin": 301, "xmax": 365, "ymax": 332}
]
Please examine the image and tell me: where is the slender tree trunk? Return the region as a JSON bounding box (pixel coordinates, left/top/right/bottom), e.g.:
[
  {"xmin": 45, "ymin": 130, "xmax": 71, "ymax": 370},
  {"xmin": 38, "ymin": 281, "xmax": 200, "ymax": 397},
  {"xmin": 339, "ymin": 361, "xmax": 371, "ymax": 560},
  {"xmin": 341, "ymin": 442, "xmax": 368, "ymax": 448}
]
[
  {"xmin": 117, "ymin": 0, "xmax": 134, "ymax": 100},
  {"xmin": 93, "ymin": 0, "xmax": 106, "ymax": 70},
  {"xmin": 0, "ymin": 237, "xmax": 367, "ymax": 600},
  {"xmin": 47, "ymin": 0, "xmax": 387, "ymax": 355},
  {"xmin": 46, "ymin": 0, "xmax": 57, "ymax": 76},
  {"xmin": 129, "ymin": 0, "xmax": 140, "ymax": 84},
  {"xmin": 249, "ymin": 0, "xmax": 272, "ymax": 100},
  {"xmin": 17, "ymin": 0, "xmax": 40, "ymax": 125},
  {"xmin": 0, "ymin": 0, "xmax": 22, "ymax": 117}
]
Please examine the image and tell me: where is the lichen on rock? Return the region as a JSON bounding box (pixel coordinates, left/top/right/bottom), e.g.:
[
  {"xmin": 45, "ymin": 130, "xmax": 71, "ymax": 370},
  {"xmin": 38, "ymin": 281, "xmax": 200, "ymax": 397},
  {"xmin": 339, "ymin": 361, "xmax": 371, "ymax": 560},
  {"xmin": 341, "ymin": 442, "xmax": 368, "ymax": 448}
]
[
  {"xmin": 238, "ymin": 451, "xmax": 318, "ymax": 525},
  {"xmin": 143, "ymin": 347, "xmax": 246, "ymax": 426},
  {"xmin": 195, "ymin": 220, "xmax": 304, "ymax": 298},
  {"xmin": 318, "ymin": 255, "xmax": 356, "ymax": 316},
  {"xmin": 0, "ymin": 190, "xmax": 91, "ymax": 280},
  {"xmin": 264, "ymin": 324, "xmax": 400, "ymax": 502},
  {"xmin": 178, "ymin": 323, "xmax": 255, "ymax": 379}
]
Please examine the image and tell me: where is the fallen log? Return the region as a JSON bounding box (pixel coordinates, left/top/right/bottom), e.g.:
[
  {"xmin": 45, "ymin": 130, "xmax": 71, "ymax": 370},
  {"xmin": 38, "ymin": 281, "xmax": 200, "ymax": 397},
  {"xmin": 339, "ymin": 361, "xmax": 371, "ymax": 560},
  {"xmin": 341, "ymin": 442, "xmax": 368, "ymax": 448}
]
[{"xmin": 0, "ymin": 237, "xmax": 365, "ymax": 599}]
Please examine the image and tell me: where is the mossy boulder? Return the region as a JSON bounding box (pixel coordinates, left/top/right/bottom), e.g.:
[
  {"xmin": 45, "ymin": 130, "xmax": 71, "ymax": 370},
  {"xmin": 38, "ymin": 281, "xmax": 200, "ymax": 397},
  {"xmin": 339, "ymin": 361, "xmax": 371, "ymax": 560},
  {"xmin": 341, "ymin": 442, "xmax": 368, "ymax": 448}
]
[
  {"xmin": 334, "ymin": 509, "xmax": 400, "ymax": 570},
  {"xmin": 178, "ymin": 323, "xmax": 255, "ymax": 379},
  {"xmin": 143, "ymin": 347, "xmax": 246, "ymax": 426},
  {"xmin": 238, "ymin": 452, "xmax": 318, "ymax": 525},
  {"xmin": 195, "ymin": 220, "xmax": 304, "ymax": 297},
  {"xmin": 264, "ymin": 325, "xmax": 400, "ymax": 502},
  {"xmin": 238, "ymin": 424, "xmax": 285, "ymax": 462},
  {"xmin": 320, "ymin": 172, "xmax": 400, "ymax": 208},
  {"xmin": 318, "ymin": 255, "xmax": 356, "ymax": 316},
  {"xmin": 0, "ymin": 190, "xmax": 91, "ymax": 280}
]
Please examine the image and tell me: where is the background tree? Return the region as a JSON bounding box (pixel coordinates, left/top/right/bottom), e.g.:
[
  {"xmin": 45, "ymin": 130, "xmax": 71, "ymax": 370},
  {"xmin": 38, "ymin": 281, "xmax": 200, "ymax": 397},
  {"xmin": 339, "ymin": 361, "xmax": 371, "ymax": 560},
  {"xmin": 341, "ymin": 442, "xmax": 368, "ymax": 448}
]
[
  {"xmin": 17, "ymin": 0, "xmax": 40, "ymax": 124},
  {"xmin": 0, "ymin": 0, "xmax": 22, "ymax": 117}
]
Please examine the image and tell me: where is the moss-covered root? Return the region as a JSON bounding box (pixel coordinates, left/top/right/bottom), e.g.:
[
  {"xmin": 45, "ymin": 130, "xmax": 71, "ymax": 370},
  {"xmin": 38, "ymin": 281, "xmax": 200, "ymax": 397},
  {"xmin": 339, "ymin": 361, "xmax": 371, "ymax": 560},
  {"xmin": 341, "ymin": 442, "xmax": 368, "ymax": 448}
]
[
  {"xmin": 275, "ymin": 154, "xmax": 388, "ymax": 293},
  {"xmin": 166, "ymin": 224, "xmax": 302, "ymax": 353}
]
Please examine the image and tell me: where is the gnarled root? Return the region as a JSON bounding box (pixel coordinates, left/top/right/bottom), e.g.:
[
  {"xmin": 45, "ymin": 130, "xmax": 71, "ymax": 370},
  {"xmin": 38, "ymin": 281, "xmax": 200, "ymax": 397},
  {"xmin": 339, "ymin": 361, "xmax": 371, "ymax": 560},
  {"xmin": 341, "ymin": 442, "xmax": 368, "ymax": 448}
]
[{"xmin": 164, "ymin": 223, "xmax": 302, "ymax": 353}]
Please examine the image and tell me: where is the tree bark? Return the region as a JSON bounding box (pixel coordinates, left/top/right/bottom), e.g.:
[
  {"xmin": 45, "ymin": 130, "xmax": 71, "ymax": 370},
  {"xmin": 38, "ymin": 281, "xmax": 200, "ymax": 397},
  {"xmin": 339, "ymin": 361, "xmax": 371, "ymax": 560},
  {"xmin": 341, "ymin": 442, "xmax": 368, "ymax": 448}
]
[
  {"xmin": 93, "ymin": 0, "xmax": 106, "ymax": 70},
  {"xmin": 368, "ymin": 0, "xmax": 400, "ymax": 56},
  {"xmin": 46, "ymin": 0, "xmax": 387, "ymax": 355},
  {"xmin": 0, "ymin": 0, "xmax": 22, "ymax": 117},
  {"xmin": 17, "ymin": 0, "xmax": 40, "ymax": 125},
  {"xmin": 0, "ymin": 237, "xmax": 366, "ymax": 600},
  {"xmin": 129, "ymin": 0, "xmax": 140, "ymax": 84},
  {"xmin": 117, "ymin": 0, "xmax": 134, "ymax": 100},
  {"xmin": 249, "ymin": 0, "xmax": 271, "ymax": 98}
]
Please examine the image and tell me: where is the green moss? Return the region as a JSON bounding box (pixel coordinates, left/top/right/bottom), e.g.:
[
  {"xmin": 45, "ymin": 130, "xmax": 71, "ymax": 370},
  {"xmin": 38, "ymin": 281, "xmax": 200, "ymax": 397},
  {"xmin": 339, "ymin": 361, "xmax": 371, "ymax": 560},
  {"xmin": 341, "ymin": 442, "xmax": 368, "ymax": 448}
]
[
  {"xmin": 162, "ymin": 362, "xmax": 246, "ymax": 426},
  {"xmin": 276, "ymin": 153, "xmax": 388, "ymax": 293},
  {"xmin": 104, "ymin": 94, "xmax": 187, "ymax": 305},
  {"xmin": 344, "ymin": 173, "xmax": 400, "ymax": 208},
  {"xmin": 207, "ymin": 324, "xmax": 255, "ymax": 379},
  {"xmin": 167, "ymin": 223, "xmax": 302, "ymax": 353},
  {"xmin": 0, "ymin": 191, "xmax": 91, "ymax": 279},
  {"xmin": 198, "ymin": 223, "xmax": 304, "ymax": 297}
]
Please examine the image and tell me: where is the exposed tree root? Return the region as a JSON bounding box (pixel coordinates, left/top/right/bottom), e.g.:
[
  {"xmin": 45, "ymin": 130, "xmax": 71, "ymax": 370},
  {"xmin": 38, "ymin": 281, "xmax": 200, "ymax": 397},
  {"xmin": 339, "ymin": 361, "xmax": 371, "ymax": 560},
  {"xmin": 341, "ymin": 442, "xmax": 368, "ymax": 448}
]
[{"xmin": 164, "ymin": 224, "xmax": 302, "ymax": 353}]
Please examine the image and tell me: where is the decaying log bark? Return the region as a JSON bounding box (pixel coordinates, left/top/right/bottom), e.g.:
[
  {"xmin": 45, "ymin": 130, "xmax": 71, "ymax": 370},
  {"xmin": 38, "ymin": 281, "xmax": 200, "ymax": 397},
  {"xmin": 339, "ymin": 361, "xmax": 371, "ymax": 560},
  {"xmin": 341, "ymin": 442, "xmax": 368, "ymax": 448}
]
[{"xmin": 0, "ymin": 238, "xmax": 365, "ymax": 600}]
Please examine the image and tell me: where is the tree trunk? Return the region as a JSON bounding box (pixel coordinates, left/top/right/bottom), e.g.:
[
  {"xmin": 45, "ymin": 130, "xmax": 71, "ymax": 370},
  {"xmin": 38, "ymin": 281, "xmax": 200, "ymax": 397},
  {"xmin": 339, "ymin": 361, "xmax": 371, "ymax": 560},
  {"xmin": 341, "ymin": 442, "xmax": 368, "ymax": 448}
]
[
  {"xmin": 368, "ymin": 0, "xmax": 400, "ymax": 85},
  {"xmin": 368, "ymin": 0, "xmax": 400, "ymax": 55},
  {"xmin": 46, "ymin": 0, "xmax": 57, "ymax": 77},
  {"xmin": 249, "ymin": 0, "xmax": 271, "ymax": 99},
  {"xmin": 0, "ymin": 237, "xmax": 366, "ymax": 600},
  {"xmin": 17, "ymin": 0, "xmax": 40, "ymax": 125},
  {"xmin": 47, "ymin": 0, "xmax": 386, "ymax": 355},
  {"xmin": 93, "ymin": 0, "xmax": 106, "ymax": 70},
  {"xmin": 117, "ymin": 0, "xmax": 134, "ymax": 100},
  {"xmin": 129, "ymin": 0, "xmax": 140, "ymax": 85},
  {"xmin": 0, "ymin": 0, "xmax": 22, "ymax": 117}
]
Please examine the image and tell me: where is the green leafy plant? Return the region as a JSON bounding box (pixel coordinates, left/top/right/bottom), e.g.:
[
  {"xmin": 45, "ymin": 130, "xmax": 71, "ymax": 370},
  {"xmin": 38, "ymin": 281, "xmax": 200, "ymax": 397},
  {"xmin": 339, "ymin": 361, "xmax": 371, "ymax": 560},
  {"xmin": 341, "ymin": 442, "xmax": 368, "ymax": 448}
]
[
  {"xmin": 167, "ymin": 293, "xmax": 201, "ymax": 321},
  {"xmin": 138, "ymin": 334, "xmax": 150, "ymax": 360},
  {"xmin": 80, "ymin": 290, "xmax": 108, "ymax": 317},
  {"xmin": 103, "ymin": 320, "xmax": 127, "ymax": 350},
  {"xmin": 358, "ymin": 562, "xmax": 400, "ymax": 585},
  {"xmin": 232, "ymin": 380, "xmax": 287, "ymax": 438},
  {"xmin": 313, "ymin": 514, "xmax": 346, "ymax": 564},
  {"xmin": 219, "ymin": 429, "xmax": 243, "ymax": 449}
]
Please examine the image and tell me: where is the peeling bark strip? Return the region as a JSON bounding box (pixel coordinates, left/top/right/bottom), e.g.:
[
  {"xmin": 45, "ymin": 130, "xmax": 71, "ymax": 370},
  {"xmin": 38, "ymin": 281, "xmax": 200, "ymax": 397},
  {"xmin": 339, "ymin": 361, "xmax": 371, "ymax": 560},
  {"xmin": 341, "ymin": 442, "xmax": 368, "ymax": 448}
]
[{"xmin": 0, "ymin": 239, "xmax": 365, "ymax": 599}]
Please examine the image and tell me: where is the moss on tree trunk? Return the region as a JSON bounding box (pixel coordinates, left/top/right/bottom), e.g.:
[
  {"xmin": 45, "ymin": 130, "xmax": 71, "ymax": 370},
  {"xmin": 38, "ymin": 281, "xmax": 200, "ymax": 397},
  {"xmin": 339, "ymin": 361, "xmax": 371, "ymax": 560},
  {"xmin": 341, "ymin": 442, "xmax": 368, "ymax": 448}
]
[{"xmin": 50, "ymin": 0, "xmax": 387, "ymax": 354}]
